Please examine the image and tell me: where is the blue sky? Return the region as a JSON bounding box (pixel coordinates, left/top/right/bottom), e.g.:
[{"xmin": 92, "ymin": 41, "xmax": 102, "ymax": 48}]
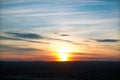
[{"xmin": 0, "ymin": 0, "xmax": 120, "ymax": 61}]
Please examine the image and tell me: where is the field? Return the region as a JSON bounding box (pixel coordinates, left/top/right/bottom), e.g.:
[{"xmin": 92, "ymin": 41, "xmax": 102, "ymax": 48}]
[{"xmin": 0, "ymin": 61, "xmax": 120, "ymax": 80}]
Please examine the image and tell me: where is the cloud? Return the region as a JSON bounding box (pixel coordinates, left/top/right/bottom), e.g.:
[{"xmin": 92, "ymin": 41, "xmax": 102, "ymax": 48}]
[
  {"xmin": 60, "ymin": 34, "xmax": 70, "ymax": 36},
  {"xmin": 53, "ymin": 32, "xmax": 70, "ymax": 36},
  {"xmin": 0, "ymin": 36, "xmax": 22, "ymax": 40},
  {"xmin": 0, "ymin": 44, "xmax": 12, "ymax": 49},
  {"xmin": 15, "ymin": 48, "xmax": 41, "ymax": 51},
  {"xmin": 93, "ymin": 39, "xmax": 120, "ymax": 42},
  {"xmin": 71, "ymin": 52, "xmax": 102, "ymax": 56},
  {"xmin": 5, "ymin": 32, "xmax": 84, "ymax": 45},
  {"xmin": 0, "ymin": 36, "xmax": 21, "ymax": 41},
  {"xmin": 0, "ymin": 36, "xmax": 50, "ymax": 44},
  {"xmin": 99, "ymin": 44, "xmax": 120, "ymax": 51},
  {"xmin": 4, "ymin": 11, "xmax": 112, "ymax": 17},
  {"xmin": 0, "ymin": 44, "xmax": 41, "ymax": 52},
  {"xmin": 46, "ymin": 37, "xmax": 84, "ymax": 45},
  {"xmin": 6, "ymin": 32, "xmax": 43, "ymax": 39}
]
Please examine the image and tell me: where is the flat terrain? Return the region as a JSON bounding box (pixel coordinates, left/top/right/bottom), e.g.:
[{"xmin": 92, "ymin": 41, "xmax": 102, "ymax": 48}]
[{"xmin": 0, "ymin": 61, "xmax": 120, "ymax": 80}]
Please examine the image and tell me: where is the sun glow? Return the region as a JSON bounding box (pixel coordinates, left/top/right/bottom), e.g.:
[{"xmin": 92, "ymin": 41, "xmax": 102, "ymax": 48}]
[
  {"xmin": 58, "ymin": 47, "xmax": 71, "ymax": 53},
  {"xmin": 59, "ymin": 53, "xmax": 69, "ymax": 61},
  {"xmin": 57, "ymin": 47, "xmax": 71, "ymax": 61}
]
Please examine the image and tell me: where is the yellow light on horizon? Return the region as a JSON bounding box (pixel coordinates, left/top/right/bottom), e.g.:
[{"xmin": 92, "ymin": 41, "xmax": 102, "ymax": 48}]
[
  {"xmin": 57, "ymin": 47, "xmax": 71, "ymax": 61},
  {"xmin": 59, "ymin": 53, "xmax": 69, "ymax": 61}
]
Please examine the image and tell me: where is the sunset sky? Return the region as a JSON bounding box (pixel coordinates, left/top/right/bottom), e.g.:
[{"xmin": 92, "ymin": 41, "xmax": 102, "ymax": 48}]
[{"xmin": 0, "ymin": 0, "xmax": 120, "ymax": 61}]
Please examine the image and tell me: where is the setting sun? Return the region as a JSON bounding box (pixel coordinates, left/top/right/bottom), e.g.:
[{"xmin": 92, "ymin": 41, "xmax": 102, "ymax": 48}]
[
  {"xmin": 59, "ymin": 53, "xmax": 69, "ymax": 61},
  {"xmin": 57, "ymin": 47, "xmax": 71, "ymax": 61}
]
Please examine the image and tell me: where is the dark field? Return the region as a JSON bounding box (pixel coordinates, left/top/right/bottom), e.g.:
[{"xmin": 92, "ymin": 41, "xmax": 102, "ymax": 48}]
[{"xmin": 0, "ymin": 61, "xmax": 120, "ymax": 80}]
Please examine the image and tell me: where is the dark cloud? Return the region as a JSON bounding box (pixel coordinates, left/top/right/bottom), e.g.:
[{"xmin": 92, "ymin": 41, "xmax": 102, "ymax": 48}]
[
  {"xmin": 0, "ymin": 44, "xmax": 12, "ymax": 49},
  {"xmin": 6, "ymin": 32, "xmax": 44, "ymax": 39},
  {"xmin": 15, "ymin": 48, "xmax": 41, "ymax": 51},
  {"xmin": 91, "ymin": 39, "xmax": 120, "ymax": 42},
  {"xmin": 96, "ymin": 39, "xmax": 120, "ymax": 42},
  {"xmin": 71, "ymin": 52, "xmax": 102, "ymax": 56},
  {"xmin": 0, "ymin": 36, "xmax": 50, "ymax": 44},
  {"xmin": 53, "ymin": 32, "xmax": 70, "ymax": 36},
  {"xmin": 60, "ymin": 34, "xmax": 70, "ymax": 36},
  {"xmin": 0, "ymin": 44, "xmax": 41, "ymax": 52},
  {"xmin": 0, "ymin": 36, "xmax": 22, "ymax": 40}
]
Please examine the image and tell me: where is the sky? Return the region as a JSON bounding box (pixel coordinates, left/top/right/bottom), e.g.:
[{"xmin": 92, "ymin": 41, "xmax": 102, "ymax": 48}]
[{"xmin": 0, "ymin": 0, "xmax": 120, "ymax": 61}]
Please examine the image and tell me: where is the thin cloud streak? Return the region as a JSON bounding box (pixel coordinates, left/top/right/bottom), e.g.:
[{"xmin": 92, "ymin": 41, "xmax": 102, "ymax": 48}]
[
  {"xmin": 0, "ymin": 44, "xmax": 42, "ymax": 52},
  {"xmin": 0, "ymin": 36, "xmax": 50, "ymax": 44},
  {"xmin": 3, "ymin": 11, "xmax": 112, "ymax": 17}
]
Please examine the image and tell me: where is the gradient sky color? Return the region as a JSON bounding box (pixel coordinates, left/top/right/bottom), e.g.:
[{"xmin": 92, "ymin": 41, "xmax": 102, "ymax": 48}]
[{"xmin": 0, "ymin": 0, "xmax": 120, "ymax": 61}]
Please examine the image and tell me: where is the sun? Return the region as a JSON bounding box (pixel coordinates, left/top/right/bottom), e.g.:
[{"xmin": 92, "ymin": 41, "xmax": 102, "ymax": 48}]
[
  {"xmin": 59, "ymin": 53, "xmax": 69, "ymax": 61},
  {"xmin": 57, "ymin": 47, "xmax": 71, "ymax": 61}
]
